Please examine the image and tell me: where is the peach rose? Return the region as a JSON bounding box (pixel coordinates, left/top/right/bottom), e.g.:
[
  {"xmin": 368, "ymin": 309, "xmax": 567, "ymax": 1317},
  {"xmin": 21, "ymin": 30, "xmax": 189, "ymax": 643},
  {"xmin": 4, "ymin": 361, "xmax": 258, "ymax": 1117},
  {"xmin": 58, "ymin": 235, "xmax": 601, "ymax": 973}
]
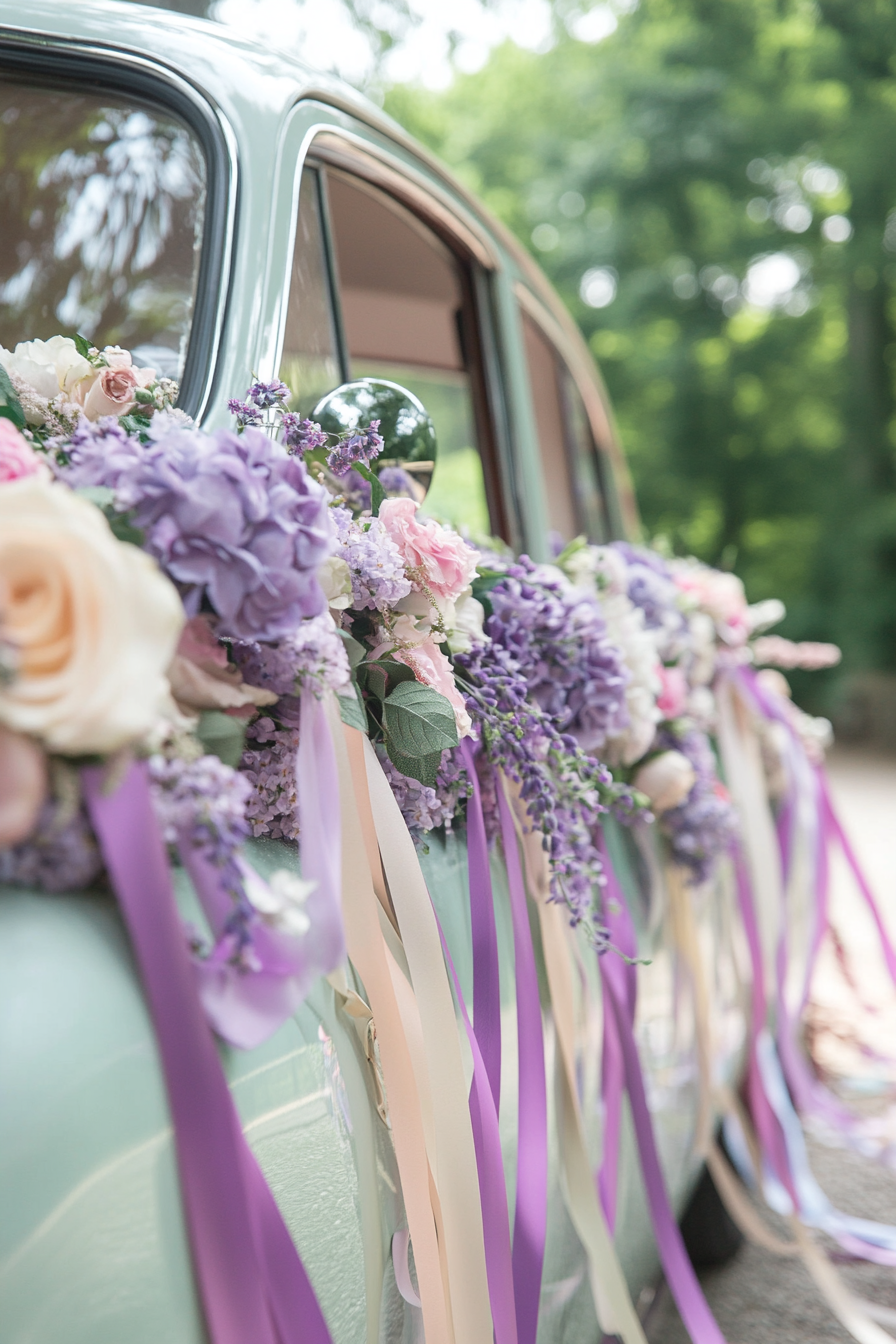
[
  {"xmin": 0, "ymin": 420, "xmax": 46, "ymax": 484},
  {"xmin": 0, "ymin": 724, "xmax": 47, "ymax": 847},
  {"xmin": 0, "ymin": 476, "xmax": 184, "ymax": 754},
  {"xmin": 379, "ymin": 497, "xmax": 477, "ymax": 603}
]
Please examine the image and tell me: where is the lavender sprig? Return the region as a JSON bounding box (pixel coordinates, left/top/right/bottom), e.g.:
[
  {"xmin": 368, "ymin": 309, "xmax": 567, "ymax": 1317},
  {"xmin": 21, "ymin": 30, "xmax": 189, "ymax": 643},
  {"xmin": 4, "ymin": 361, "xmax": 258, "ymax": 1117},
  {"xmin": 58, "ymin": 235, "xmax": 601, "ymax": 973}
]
[{"xmin": 326, "ymin": 420, "xmax": 383, "ymax": 476}]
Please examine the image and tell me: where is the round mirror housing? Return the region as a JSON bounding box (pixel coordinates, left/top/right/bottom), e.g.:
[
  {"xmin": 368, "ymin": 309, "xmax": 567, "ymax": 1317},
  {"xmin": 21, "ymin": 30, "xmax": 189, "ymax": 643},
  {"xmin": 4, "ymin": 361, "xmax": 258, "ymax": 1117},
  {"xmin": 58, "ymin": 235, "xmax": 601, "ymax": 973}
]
[{"xmin": 312, "ymin": 378, "xmax": 437, "ymax": 495}]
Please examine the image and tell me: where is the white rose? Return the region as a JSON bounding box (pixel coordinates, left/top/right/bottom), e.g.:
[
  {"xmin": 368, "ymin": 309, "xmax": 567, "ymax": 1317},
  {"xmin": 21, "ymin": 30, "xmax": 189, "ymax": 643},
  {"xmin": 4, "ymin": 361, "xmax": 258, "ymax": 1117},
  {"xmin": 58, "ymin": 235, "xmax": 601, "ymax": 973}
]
[
  {"xmin": 0, "ymin": 476, "xmax": 184, "ymax": 754},
  {"xmin": 634, "ymin": 750, "xmax": 697, "ymax": 814},
  {"xmin": 0, "ymin": 335, "xmax": 93, "ymax": 399},
  {"xmin": 318, "ymin": 555, "xmax": 353, "ymax": 610},
  {"xmin": 245, "ymin": 866, "xmax": 315, "ymax": 938}
]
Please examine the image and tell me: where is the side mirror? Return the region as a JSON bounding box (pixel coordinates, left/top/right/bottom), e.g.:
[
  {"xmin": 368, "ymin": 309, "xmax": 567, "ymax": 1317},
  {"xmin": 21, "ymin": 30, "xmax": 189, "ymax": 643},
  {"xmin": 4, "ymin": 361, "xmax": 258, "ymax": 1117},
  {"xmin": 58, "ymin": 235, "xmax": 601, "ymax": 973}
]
[{"xmin": 312, "ymin": 377, "xmax": 437, "ymax": 496}]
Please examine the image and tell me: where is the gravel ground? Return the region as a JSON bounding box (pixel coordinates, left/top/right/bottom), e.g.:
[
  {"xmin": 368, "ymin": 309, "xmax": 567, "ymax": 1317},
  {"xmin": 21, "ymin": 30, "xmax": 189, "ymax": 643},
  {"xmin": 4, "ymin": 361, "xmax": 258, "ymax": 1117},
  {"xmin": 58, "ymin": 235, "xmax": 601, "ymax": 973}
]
[{"xmin": 645, "ymin": 747, "xmax": 896, "ymax": 1343}]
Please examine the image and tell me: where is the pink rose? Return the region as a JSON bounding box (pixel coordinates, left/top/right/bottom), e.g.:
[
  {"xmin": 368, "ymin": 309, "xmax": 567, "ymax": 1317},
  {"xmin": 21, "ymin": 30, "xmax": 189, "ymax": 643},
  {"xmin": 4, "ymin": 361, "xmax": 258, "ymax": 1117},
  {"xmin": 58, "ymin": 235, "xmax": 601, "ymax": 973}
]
[
  {"xmin": 82, "ymin": 366, "xmax": 140, "ymax": 419},
  {"xmin": 168, "ymin": 615, "xmax": 277, "ymax": 712},
  {"xmin": 0, "ymin": 420, "xmax": 45, "ymax": 483},
  {"xmin": 657, "ymin": 665, "xmax": 688, "ymax": 720},
  {"xmin": 0, "ymin": 724, "xmax": 48, "ymax": 847},
  {"xmin": 673, "ymin": 564, "xmax": 749, "ymax": 646},
  {"xmin": 379, "ymin": 498, "xmax": 477, "ymax": 603},
  {"xmin": 393, "ymin": 634, "xmax": 472, "ymax": 738}
]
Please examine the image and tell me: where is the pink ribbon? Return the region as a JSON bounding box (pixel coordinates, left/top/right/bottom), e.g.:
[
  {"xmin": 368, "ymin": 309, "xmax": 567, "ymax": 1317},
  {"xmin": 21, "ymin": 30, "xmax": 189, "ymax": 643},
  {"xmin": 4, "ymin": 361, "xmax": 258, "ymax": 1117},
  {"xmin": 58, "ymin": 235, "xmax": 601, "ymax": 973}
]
[{"xmin": 84, "ymin": 761, "xmax": 332, "ymax": 1344}]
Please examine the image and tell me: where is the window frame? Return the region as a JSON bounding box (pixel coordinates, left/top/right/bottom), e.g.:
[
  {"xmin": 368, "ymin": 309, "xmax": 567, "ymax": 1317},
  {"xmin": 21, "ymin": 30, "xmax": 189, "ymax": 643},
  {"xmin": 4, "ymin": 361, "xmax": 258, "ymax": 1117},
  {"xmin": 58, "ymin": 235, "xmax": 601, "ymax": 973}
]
[
  {"xmin": 515, "ymin": 282, "xmax": 639, "ymax": 541},
  {"xmin": 0, "ymin": 31, "xmax": 238, "ymax": 421},
  {"xmin": 276, "ymin": 117, "xmax": 522, "ymax": 548}
]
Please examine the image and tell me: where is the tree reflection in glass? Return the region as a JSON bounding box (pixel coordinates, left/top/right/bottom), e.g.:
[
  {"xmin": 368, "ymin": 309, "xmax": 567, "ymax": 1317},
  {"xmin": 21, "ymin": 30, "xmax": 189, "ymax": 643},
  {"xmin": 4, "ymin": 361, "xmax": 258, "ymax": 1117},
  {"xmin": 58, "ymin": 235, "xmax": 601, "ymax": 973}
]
[{"xmin": 0, "ymin": 82, "xmax": 206, "ymax": 379}]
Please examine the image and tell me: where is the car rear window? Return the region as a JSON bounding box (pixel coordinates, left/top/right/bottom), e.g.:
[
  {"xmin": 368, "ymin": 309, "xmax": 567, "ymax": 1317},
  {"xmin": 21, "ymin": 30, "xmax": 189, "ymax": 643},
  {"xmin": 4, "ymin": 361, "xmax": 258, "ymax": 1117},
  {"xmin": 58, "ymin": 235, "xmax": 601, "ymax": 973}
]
[{"xmin": 0, "ymin": 77, "xmax": 206, "ymax": 381}]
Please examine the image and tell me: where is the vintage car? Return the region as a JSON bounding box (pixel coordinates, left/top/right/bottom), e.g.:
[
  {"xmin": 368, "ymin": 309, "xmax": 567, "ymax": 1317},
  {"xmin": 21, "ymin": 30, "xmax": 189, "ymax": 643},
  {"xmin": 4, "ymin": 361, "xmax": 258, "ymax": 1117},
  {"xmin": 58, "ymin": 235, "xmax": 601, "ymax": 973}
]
[{"xmin": 0, "ymin": 3, "xmax": 750, "ymax": 1340}]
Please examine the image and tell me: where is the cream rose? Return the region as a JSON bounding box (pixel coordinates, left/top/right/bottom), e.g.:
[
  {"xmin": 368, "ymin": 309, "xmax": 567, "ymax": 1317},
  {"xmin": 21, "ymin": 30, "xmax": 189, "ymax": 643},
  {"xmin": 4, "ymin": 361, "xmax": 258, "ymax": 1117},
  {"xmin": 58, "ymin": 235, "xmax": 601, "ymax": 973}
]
[
  {"xmin": 0, "ymin": 335, "xmax": 93, "ymax": 399},
  {"xmin": 0, "ymin": 476, "xmax": 184, "ymax": 754}
]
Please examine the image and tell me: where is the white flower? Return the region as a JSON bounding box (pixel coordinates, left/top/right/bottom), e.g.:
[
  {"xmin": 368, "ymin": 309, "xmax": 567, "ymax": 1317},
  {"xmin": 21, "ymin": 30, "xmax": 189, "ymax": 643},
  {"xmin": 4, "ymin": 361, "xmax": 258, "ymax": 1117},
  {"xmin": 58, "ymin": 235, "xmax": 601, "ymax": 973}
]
[
  {"xmin": 318, "ymin": 555, "xmax": 353, "ymax": 610},
  {"xmin": 246, "ymin": 867, "xmax": 315, "ymax": 937},
  {"xmin": 600, "ymin": 589, "xmax": 662, "ymax": 765},
  {"xmin": 634, "ymin": 750, "xmax": 697, "ymax": 814},
  {"xmin": 446, "ymin": 587, "xmax": 486, "ymax": 654},
  {"xmin": 0, "ymin": 335, "xmax": 93, "ymax": 400}
]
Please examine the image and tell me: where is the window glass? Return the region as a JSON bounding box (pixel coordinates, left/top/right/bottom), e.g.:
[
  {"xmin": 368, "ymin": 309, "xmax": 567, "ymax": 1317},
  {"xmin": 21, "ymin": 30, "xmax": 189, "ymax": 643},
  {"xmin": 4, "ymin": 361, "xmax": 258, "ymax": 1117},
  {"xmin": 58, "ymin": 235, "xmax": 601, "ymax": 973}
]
[
  {"xmin": 326, "ymin": 172, "xmax": 491, "ymax": 538},
  {"xmin": 279, "ymin": 167, "xmax": 344, "ymax": 413},
  {"xmin": 520, "ymin": 307, "xmax": 607, "ymax": 543},
  {"xmin": 0, "ymin": 78, "xmax": 206, "ymax": 379}
]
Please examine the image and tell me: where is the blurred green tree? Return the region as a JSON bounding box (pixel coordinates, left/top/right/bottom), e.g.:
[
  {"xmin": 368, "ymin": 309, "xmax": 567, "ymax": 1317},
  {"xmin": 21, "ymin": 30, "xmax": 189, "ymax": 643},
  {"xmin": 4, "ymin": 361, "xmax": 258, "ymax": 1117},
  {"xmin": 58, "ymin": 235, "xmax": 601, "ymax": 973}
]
[{"xmin": 385, "ymin": 0, "xmax": 896, "ymax": 705}]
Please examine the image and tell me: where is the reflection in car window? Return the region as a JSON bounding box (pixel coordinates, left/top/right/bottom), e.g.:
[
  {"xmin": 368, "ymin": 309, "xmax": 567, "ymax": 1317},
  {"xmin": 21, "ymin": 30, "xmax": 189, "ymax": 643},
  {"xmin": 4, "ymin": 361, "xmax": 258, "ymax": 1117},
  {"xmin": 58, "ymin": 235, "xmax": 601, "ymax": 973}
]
[
  {"xmin": 521, "ymin": 306, "xmax": 607, "ymax": 544},
  {"xmin": 280, "ymin": 167, "xmax": 344, "ymax": 413},
  {"xmin": 325, "ymin": 172, "xmax": 491, "ymax": 538},
  {"xmin": 0, "ymin": 79, "xmax": 206, "ymax": 379}
]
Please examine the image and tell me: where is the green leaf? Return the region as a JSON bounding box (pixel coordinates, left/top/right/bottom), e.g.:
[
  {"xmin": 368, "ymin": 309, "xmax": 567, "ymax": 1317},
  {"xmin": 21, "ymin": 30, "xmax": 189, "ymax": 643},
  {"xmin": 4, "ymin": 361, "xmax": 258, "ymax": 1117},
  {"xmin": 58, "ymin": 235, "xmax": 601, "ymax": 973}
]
[
  {"xmin": 382, "ymin": 680, "xmax": 459, "ymax": 771},
  {"xmin": 357, "ymin": 657, "xmax": 416, "ymax": 702},
  {"xmin": 353, "ymin": 461, "xmax": 385, "ymax": 515},
  {"xmin": 196, "ymin": 710, "xmax": 247, "ymax": 768},
  {"xmin": 74, "ymin": 487, "xmax": 145, "ymax": 546},
  {"xmin": 471, "ymin": 569, "xmax": 505, "ymax": 619},
  {"xmin": 337, "ymin": 630, "xmax": 368, "ymax": 671},
  {"xmin": 0, "ymin": 365, "xmax": 26, "ymax": 430},
  {"xmin": 72, "ymin": 333, "xmax": 92, "ymax": 358},
  {"xmin": 338, "ymin": 687, "xmax": 368, "ymax": 731},
  {"xmin": 385, "ymin": 742, "xmax": 443, "ymax": 788}
]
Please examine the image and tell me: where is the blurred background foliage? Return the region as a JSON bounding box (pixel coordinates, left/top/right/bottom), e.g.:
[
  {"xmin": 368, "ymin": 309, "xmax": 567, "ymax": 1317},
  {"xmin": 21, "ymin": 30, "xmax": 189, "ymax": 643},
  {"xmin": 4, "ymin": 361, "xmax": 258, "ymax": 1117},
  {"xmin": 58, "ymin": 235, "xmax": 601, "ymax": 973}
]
[{"xmin": 141, "ymin": 0, "xmax": 896, "ymax": 712}]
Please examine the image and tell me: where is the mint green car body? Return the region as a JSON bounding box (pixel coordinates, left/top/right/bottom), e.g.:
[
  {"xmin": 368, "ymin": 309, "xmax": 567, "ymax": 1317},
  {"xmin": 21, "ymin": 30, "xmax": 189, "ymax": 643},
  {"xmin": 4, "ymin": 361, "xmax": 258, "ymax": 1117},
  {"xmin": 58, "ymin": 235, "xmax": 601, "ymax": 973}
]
[{"xmin": 0, "ymin": 5, "xmax": 749, "ymax": 1339}]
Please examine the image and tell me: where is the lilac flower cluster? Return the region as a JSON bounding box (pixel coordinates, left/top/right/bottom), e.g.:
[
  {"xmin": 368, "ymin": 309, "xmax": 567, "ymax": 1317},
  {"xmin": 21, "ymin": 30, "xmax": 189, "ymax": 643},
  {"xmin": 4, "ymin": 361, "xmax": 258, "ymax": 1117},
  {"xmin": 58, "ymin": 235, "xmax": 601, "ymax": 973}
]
[
  {"xmin": 376, "ymin": 744, "xmax": 472, "ymax": 834},
  {"xmin": 486, "ymin": 557, "xmax": 630, "ymax": 753},
  {"xmin": 454, "ymin": 637, "xmax": 612, "ymax": 942},
  {"xmin": 611, "ymin": 542, "xmax": 688, "ymax": 656},
  {"xmin": 59, "ymin": 419, "xmax": 332, "ymax": 642},
  {"xmin": 148, "ymin": 753, "xmax": 252, "ymax": 900},
  {"xmin": 239, "ymin": 717, "xmax": 302, "ymax": 841},
  {"xmin": 227, "ymin": 378, "xmax": 290, "ymax": 429},
  {"xmin": 329, "ymin": 505, "xmax": 412, "ymax": 611},
  {"xmin": 231, "ymin": 613, "xmax": 352, "ymax": 708},
  {"xmin": 655, "ymin": 725, "xmax": 738, "ymax": 884},
  {"xmin": 326, "ymin": 420, "xmax": 384, "ymax": 476},
  {"xmin": 0, "ymin": 800, "xmax": 103, "ymax": 893},
  {"xmin": 281, "ymin": 415, "xmax": 328, "ymax": 455}
]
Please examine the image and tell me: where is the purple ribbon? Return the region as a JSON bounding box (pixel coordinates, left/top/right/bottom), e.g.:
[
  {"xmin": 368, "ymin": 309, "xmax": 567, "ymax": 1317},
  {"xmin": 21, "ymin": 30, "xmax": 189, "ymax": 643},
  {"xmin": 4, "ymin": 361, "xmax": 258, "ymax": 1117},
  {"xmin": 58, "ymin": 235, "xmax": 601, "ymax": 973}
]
[
  {"xmin": 599, "ymin": 848, "xmax": 727, "ymax": 1344},
  {"xmin": 436, "ymin": 912, "xmax": 519, "ymax": 1344},
  {"xmin": 84, "ymin": 761, "xmax": 332, "ymax": 1344},
  {"xmin": 496, "ymin": 783, "xmax": 548, "ymax": 1344},
  {"xmin": 460, "ymin": 736, "xmax": 502, "ymax": 1110}
]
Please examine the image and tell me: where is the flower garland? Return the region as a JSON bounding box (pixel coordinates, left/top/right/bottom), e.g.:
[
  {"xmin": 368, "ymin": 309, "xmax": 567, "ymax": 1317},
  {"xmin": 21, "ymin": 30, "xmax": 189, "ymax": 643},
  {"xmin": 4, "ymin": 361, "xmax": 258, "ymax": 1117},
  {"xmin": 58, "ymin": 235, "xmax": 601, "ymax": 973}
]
[{"xmin": 0, "ymin": 337, "xmax": 838, "ymax": 969}]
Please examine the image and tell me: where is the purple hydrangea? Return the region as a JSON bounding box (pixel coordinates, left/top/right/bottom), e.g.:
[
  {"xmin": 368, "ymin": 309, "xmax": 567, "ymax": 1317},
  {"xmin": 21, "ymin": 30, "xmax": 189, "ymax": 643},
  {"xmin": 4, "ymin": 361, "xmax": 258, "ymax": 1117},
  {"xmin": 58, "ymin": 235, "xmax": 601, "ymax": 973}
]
[
  {"xmin": 655, "ymin": 725, "xmax": 738, "ymax": 884},
  {"xmin": 486, "ymin": 556, "xmax": 630, "ymax": 753},
  {"xmin": 0, "ymin": 801, "xmax": 103, "ymax": 893},
  {"xmin": 239, "ymin": 717, "xmax": 302, "ymax": 841},
  {"xmin": 53, "ymin": 415, "xmax": 143, "ymax": 488},
  {"xmin": 612, "ymin": 542, "xmax": 688, "ymax": 654},
  {"xmin": 329, "ymin": 505, "xmax": 412, "ymax": 611},
  {"xmin": 62, "ymin": 422, "xmax": 333, "ymax": 642}
]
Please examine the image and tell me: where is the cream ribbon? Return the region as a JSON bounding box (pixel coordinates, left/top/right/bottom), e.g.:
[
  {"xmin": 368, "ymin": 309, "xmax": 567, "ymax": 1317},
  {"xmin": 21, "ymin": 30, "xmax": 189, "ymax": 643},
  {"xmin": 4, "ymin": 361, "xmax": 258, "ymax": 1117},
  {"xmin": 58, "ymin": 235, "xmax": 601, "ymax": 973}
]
[
  {"xmin": 364, "ymin": 738, "xmax": 494, "ymax": 1344},
  {"xmin": 330, "ymin": 713, "xmax": 453, "ymax": 1344},
  {"xmin": 506, "ymin": 781, "xmax": 649, "ymax": 1344}
]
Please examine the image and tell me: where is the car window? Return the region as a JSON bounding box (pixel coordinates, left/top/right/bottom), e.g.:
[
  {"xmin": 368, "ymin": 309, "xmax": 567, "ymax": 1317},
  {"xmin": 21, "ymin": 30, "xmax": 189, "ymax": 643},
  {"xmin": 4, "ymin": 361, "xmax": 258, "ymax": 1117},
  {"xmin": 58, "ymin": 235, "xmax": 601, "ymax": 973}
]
[
  {"xmin": 324, "ymin": 170, "xmax": 491, "ymax": 538},
  {"xmin": 279, "ymin": 166, "xmax": 345, "ymax": 412},
  {"xmin": 520, "ymin": 306, "xmax": 608, "ymax": 544},
  {"xmin": 0, "ymin": 77, "xmax": 207, "ymax": 380}
]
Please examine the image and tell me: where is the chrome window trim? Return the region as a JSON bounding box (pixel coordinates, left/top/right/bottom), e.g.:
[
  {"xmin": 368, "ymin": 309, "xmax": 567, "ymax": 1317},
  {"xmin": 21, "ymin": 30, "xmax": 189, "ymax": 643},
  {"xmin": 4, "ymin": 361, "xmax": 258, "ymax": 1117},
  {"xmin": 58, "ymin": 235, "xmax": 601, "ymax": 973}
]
[{"xmin": 0, "ymin": 29, "xmax": 239, "ymax": 423}]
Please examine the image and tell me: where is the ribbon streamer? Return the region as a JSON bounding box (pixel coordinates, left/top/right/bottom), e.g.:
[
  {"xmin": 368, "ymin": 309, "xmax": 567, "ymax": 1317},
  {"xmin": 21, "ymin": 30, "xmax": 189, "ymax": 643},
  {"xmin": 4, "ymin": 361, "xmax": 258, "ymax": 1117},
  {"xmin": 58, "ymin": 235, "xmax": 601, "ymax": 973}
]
[{"xmin": 83, "ymin": 761, "xmax": 331, "ymax": 1344}]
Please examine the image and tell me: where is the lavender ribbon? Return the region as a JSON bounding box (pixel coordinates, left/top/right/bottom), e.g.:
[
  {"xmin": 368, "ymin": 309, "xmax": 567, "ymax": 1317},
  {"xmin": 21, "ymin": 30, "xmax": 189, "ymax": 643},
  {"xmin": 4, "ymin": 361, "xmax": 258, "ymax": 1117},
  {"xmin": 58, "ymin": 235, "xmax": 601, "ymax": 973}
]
[
  {"xmin": 84, "ymin": 761, "xmax": 332, "ymax": 1344},
  {"xmin": 599, "ymin": 844, "xmax": 728, "ymax": 1344},
  {"xmin": 460, "ymin": 736, "xmax": 502, "ymax": 1109},
  {"xmin": 496, "ymin": 782, "xmax": 548, "ymax": 1344},
  {"xmin": 597, "ymin": 832, "xmax": 637, "ymax": 1233}
]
